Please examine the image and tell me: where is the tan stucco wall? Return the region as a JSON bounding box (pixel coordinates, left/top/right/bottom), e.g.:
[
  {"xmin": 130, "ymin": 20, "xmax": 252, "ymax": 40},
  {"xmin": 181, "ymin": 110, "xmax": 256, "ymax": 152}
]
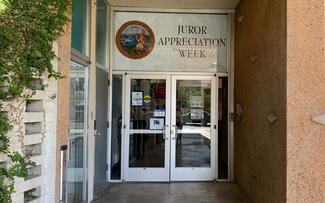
[
  {"xmin": 234, "ymin": 0, "xmax": 287, "ymax": 202},
  {"xmin": 287, "ymin": 0, "xmax": 325, "ymax": 202},
  {"xmin": 55, "ymin": 23, "xmax": 71, "ymax": 202}
]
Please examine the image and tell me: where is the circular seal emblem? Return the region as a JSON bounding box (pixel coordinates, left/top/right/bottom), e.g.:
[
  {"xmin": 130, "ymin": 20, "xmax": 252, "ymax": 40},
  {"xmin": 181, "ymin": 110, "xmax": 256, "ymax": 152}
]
[{"xmin": 116, "ymin": 21, "xmax": 155, "ymax": 59}]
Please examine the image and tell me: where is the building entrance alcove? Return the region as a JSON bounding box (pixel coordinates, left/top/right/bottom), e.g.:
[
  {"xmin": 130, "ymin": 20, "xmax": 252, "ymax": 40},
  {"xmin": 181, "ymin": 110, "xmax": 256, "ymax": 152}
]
[
  {"xmin": 66, "ymin": 0, "xmax": 310, "ymax": 202},
  {"xmin": 104, "ymin": 6, "xmax": 234, "ymax": 188}
]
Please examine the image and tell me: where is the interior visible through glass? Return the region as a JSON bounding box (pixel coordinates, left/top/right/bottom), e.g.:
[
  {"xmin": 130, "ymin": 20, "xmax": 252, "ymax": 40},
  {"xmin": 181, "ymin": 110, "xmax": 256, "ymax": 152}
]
[
  {"xmin": 67, "ymin": 61, "xmax": 88, "ymax": 203},
  {"xmin": 111, "ymin": 75, "xmax": 122, "ymax": 179},
  {"xmin": 218, "ymin": 77, "xmax": 228, "ymax": 179},
  {"xmin": 129, "ymin": 79, "xmax": 166, "ymax": 168},
  {"xmin": 175, "ymin": 80, "xmax": 211, "ymax": 167}
]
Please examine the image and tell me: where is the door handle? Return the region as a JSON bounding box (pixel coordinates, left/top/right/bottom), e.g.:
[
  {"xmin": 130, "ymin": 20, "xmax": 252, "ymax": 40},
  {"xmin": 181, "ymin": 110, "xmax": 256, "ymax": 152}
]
[
  {"xmin": 172, "ymin": 125, "xmax": 178, "ymax": 140},
  {"xmin": 95, "ymin": 129, "xmax": 101, "ymax": 137},
  {"xmin": 163, "ymin": 125, "xmax": 169, "ymax": 140}
]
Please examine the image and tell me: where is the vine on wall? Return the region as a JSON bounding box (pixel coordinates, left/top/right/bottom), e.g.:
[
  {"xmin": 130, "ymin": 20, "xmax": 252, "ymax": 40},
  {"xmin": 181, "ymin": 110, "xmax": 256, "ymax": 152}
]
[{"xmin": 0, "ymin": 0, "xmax": 70, "ymax": 202}]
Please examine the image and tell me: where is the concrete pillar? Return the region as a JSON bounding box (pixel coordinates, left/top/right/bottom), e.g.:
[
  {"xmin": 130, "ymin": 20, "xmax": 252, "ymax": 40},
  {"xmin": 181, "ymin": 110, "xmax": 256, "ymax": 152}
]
[
  {"xmin": 287, "ymin": 0, "xmax": 325, "ymax": 202},
  {"xmin": 234, "ymin": 0, "xmax": 287, "ymax": 202},
  {"xmin": 55, "ymin": 23, "xmax": 71, "ymax": 202},
  {"xmin": 235, "ymin": 0, "xmax": 325, "ymax": 202}
]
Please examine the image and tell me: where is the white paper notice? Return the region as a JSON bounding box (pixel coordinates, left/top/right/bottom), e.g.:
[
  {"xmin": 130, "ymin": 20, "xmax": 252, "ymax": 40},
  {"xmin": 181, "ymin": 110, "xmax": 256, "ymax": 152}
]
[{"xmin": 132, "ymin": 92, "xmax": 143, "ymax": 106}]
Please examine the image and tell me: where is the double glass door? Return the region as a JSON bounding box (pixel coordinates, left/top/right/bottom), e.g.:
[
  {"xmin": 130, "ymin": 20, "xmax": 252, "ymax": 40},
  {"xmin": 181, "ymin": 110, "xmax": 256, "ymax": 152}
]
[{"xmin": 124, "ymin": 74, "xmax": 217, "ymax": 181}]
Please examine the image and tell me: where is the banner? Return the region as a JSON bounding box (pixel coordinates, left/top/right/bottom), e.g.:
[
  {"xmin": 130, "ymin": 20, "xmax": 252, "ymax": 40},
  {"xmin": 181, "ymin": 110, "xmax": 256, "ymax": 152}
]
[{"xmin": 114, "ymin": 12, "xmax": 229, "ymax": 72}]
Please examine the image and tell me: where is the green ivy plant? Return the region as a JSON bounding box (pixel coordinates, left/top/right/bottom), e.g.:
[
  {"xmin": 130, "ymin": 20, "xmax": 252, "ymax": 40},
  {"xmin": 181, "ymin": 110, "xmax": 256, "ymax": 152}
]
[{"xmin": 0, "ymin": 0, "xmax": 70, "ymax": 202}]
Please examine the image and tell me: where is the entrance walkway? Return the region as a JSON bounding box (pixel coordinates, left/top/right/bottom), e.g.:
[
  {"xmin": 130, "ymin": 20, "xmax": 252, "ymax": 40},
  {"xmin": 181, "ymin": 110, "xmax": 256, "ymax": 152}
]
[{"xmin": 93, "ymin": 182, "xmax": 251, "ymax": 203}]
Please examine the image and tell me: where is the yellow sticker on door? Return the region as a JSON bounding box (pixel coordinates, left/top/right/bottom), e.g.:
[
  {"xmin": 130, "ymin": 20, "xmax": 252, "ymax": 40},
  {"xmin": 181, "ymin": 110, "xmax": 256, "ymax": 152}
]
[{"xmin": 143, "ymin": 95, "xmax": 151, "ymax": 104}]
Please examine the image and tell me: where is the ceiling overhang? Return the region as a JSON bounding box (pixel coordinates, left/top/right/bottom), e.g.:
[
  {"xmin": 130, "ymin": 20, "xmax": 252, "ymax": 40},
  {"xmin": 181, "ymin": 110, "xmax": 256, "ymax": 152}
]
[{"xmin": 107, "ymin": 0, "xmax": 240, "ymax": 10}]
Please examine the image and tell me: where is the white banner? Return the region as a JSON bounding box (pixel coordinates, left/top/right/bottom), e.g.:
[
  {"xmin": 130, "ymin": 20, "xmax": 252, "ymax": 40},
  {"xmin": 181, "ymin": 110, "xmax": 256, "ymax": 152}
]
[{"xmin": 114, "ymin": 12, "xmax": 229, "ymax": 72}]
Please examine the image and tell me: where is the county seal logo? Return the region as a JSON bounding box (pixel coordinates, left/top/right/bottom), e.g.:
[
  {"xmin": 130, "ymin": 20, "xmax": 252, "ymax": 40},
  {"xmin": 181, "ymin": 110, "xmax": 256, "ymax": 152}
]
[{"xmin": 116, "ymin": 21, "xmax": 155, "ymax": 59}]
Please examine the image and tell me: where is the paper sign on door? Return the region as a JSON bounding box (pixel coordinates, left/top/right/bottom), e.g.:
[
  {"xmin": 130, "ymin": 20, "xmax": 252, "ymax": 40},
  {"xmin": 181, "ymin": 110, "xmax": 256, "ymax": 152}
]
[
  {"xmin": 154, "ymin": 109, "xmax": 165, "ymax": 117},
  {"xmin": 132, "ymin": 92, "xmax": 143, "ymax": 106}
]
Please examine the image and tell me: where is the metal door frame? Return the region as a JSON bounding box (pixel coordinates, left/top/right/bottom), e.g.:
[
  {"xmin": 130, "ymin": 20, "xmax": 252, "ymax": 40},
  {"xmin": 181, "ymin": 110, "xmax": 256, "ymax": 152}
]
[
  {"xmin": 170, "ymin": 75, "xmax": 217, "ymax": 181},
  {"xmin": 122, "ymin": 74, "xmax": 171, "ymax": 181}
]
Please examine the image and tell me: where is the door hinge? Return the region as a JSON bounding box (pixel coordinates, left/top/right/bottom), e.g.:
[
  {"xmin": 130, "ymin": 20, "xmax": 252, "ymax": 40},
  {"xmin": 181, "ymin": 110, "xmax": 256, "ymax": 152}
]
[
  {"xmin": 94, "ymin": 119, "xmax": 97, "ymax": 130},
  {"xmin": 107, "ymin": 121, "xmax": 110, "ymax": 128},
  {"xmin": 108, "ymin": 79, "xmax": 110, "ymax": 86},
  {"xmin": 106, "ymin": 163, "xmax": 109, "ymax": 171},
  {"xmin": 214, "ymin": 125, "xmax": 217, "ymax": 129},
  {"xmin": 123, "ymin": 124, "xmax": 126, "ymax": 129}
]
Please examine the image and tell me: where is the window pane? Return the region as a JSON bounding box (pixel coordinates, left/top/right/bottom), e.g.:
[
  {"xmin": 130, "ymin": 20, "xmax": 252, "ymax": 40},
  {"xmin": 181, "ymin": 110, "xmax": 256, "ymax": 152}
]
[
  {"xmin": 111, "ymin": 75, "xmax": 122, "ymax": 179},
  {"xmin": 96, "ymin": 0, "xmax": 108, "ymax": 65},
  {"xmin": 130, "ymin": 79, "xmax": 166, "ymax": 130},
  {"xmin": 218, "ymin": 77, "xmax": 228, "ymax": 179},
  {"xmin": 129, "ymin": 133, "xmax": 165, "ymax": 167},
  {"xmin": 71, "ymin": 0, "xmax": 88, "ymax": 55},
  {"xmin": 175, "ymin": 80, "xmax": 211, "ymax": 167},
  {"xmin": 128, "ymin": 79, "xmax": 167, "ymax": 168},
  {"xmin": 67, "ymin": 61, "xmax": 88, "ymax": 203}
]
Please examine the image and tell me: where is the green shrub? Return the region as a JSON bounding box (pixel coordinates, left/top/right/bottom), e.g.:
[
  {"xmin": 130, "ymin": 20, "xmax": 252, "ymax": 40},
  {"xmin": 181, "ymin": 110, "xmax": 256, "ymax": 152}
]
[{"xmin": 0, "ymin": 0, "xmax": 70, "ymax": 202}]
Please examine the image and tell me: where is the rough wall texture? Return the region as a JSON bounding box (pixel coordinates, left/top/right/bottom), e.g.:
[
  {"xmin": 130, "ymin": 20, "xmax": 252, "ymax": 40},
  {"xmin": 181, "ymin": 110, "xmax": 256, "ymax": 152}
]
[
  {"xmin": 234, "ymin": 0, "xmax": 287, "ymax": 202},
  {"xmin": 55, "ymin": 23, "xmax": 71, "ymax": 202},
  {"xmin": 287, "ymin": 0, "xmax": 325, "ymax": 202},
  {"xmin": 9, "ymin": 44, "xmax": 58, "ymax": 203}
]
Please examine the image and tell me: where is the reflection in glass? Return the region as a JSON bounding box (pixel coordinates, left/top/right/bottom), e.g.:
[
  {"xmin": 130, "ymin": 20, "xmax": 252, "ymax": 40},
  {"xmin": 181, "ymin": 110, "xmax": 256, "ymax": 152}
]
[
  {"xmin": 130, "ymin": 79, "xmax": 166, "ymax": 130},
  {"xmin": 111, "ymin": 75, "xmax": 122, "ymax": 179},
  {"xmin": 129, "ymin": 79, "xmax": 166, "ymax": 168},
  {"xmin": 218, "ymin": 77, "xmax": 228, "ymax": 179},
  {"xmin": 129, "ymin": 134, "xmax": 165, "ymax": 167},
  {"xmin": 71, "ymin": 0, "xmax": 88, "ymax": 55},
  {"xmin": 67, "ymin": 61, "xmax": 88, "ymax": 203},
  {"xmin": 175, "ymin": 80, "xmax": 211, "ymax": 167},
  {"xmin": 96, "ymin": 0, "xmax": 108, "ymax": 65}
]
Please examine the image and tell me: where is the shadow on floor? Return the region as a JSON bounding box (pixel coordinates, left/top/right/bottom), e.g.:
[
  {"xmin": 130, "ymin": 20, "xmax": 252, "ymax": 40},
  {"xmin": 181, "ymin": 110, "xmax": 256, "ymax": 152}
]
[{"xmin": 92, "ymin": 182, "xmax": 251, "ymax": 203}]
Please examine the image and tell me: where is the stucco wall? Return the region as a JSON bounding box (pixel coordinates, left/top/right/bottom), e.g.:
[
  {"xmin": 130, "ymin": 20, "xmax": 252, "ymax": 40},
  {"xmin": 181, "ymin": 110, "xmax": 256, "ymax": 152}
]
[
  {"xmin": 287, "ymin": 0, "xmax": 325, "ymax": 202},
  {"xmin": 234, "ymin": 0, "xmax": 287, "ymax": 202}
]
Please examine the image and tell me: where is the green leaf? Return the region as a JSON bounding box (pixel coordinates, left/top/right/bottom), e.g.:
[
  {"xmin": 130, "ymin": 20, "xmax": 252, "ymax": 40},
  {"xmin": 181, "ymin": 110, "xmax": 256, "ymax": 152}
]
[{"xmin": 0, "ymin": 0, "xmax": 71, "ymax": 201}]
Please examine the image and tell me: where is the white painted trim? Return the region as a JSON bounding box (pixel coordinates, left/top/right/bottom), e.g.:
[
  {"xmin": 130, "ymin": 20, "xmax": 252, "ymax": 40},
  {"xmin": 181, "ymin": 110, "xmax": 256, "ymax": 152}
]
[
  {"xmin": 216, "ymin": 74, "xmax": 219, "ymax": 180},
  {"xmin": 170, "ymin": 75, "xmax": 217, "ymax": 181},
  {"xmin": 228, "ymin": 13, "xmax": 235, "ymax": 181},
  {"xmin": 123, "ymin": 74, "xmax": 171, "ymax": 182},
  {"xmin": 111, "ymin": 7, "xmax": 235, "ymax": 14},
  {"xmin": 108, "ymin": 73, "xmax": 125, "ymax": 181},
  {"xmin": 120, "ymin": 74, "xmax": 126, "ymax": 181},
  {"xmin": 129, "ymin": 129, "xmax": 165, "ymax": 134},
  {"xmin": 96, "ymin": 63, "xmax": 108, "ymax": 71},
  {"xmin": 106, "ymin": 4, "xmax": 113, "ymax": 182},
  {"xmin": 109, "ymin": 180, "xmax": 122, "ymax": 183},
  {"xmin": 87, "ymin": 0, "xmax": 97, "ymax": 201},
  {"xmin": 71, "ymin": 49, "xmax": 91, "ymax": 65},
  {"xmin": 107, "ymin": 77, "xmax": 112, "ymax": 181},
  {"xmin": 112, "ymin": 71, "xmax": 221, "ymax": 76}
]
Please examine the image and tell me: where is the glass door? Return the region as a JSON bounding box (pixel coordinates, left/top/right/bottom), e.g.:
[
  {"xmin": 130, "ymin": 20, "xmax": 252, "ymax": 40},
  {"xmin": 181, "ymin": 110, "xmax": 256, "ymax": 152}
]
[
  {"xmin": 123, "ymin": 75, "xmax": 170, "ymax": 181},
  {"xmin": 170, "ymin": 75, "xmax": 217, "ymax": 181}
]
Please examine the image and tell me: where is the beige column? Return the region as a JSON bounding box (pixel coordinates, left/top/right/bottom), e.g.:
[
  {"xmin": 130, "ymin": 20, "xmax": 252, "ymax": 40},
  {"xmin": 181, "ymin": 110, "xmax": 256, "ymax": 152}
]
[
  {"xmin": 55, "ymin": 22, "xmax": 72, "ymax": 202},
  {"xmin": 287, "ymin": 0, "xmax": 325, "ymax": 202}
]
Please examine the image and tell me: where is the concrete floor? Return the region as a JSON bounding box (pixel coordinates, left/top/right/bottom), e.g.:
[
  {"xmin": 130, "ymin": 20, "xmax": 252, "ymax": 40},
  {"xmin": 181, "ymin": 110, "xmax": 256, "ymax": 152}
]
[{"xmin": 93, "ymin": 182, "xmax": 251, "ymax": 203}]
